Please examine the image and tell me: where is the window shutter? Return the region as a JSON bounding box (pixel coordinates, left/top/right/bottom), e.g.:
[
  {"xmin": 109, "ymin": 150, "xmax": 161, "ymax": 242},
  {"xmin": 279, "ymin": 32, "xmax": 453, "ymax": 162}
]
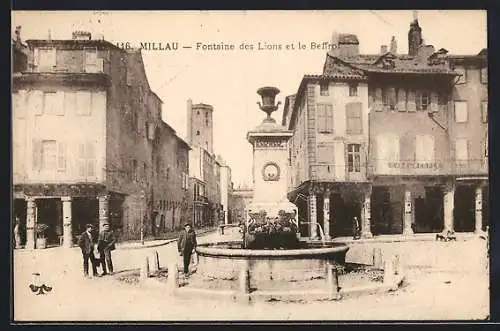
[
  {"xmin": 86, "ymin": 141, "xmax": 96, "ymax": 177},
  {"xmin": 430, "ymin": 92, "xmax": 439, "ymax": 113},
  {"xmin": 407, "ymin": 90, "xmax": 416, "ymax": 112},
  {"xmin": 394, "ymin": 135, "xmax": 400, "ymax": 162},
  {"xmin": 346, "ymin": 102, "xmax": 362, "ymax": 134},
  {"xmin": 32, "ymin": 140, "xmax": 42, "ymax": 171},
  {"xmin": 326, "ymin": 104, "xmax": 334, "ymax": 132},
  {"xmin": 78, "ymin": 142, "xmax": 86, "ymax": 177},
  {"xmin": 397, "ymin": 88, "xmax": 406, "ymax": 112},
  {"xmin": 316, "ymin": 104, "xmax": 325, "ymax": 132},
  {"xmin": 374, "ymin": 88, "xmax": 383, "ymax": 111},
  {"xmin": 33, "ymin": 48, "xmax": 39, "ymax": 68},
  {"xmin": 32, "ymin": 90, "xmax": 44, "ymax": 115},
  {"xmin": 482, "ymin": 102, "xmax": 488, "ymax": 123},
  {"xmin": 57, "ymin": 142, "xmax": 66, "ymax": 171},
  {"xmin": 64, "ymin": 91, "xmax": 76, "ymax": 115},
  {"xmin": 91, "ymin": 91, "xmax": 107, "ymax": 115},
  {"xmin": 55, "ymin": 91, "xmax": 65, "ymax": 115}
]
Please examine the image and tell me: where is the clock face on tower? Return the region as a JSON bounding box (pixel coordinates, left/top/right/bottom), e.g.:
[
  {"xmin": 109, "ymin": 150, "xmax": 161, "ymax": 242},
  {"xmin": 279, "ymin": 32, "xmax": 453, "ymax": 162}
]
[{"xmin": 262, "ymin": 162, "xmax": 280, "ymax": 181}]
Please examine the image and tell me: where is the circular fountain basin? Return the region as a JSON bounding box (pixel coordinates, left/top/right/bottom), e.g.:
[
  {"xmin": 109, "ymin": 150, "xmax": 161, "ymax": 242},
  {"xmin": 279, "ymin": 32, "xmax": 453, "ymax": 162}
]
[{"xmin": 196, "ymin": 241, "xmax": 349, "ymax": 283}]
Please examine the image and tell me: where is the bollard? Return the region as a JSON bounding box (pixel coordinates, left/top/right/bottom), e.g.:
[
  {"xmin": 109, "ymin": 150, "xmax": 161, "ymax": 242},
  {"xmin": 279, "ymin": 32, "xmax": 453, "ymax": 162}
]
[
  {"xmin": 167, "ymin": 263, "xmax": 179, "ymax": 292},
  {"xmin": 237, "ymin": 262, "xmax": 251, "ymax": 304},
  {"xmin": 393, "ymin": 254, "xmax": 400, "ymax": 275},
  {"xmin": 383, "ymin": 259, "xmax": 395, "ymax": 286},
  {"xmin": 326, "ymin": 264, "xmax": 341, "ymax": 300},
  {"xmin": 373, "ymin": 247, "xmax": 383, "ymax": 269},
  {"xmin": 140, "ymin": 256, "xmax": 150, "ymax": 280},
  {"xmin": 150, "ymin": 251, "xmax": 160, "ymax": 274},
  {"xmin": 239, "ymin": 263, "xmax": 251, "ymax": 294},
  {"xmin": 395, "ymin": 253, "xmax": 406, "ymax": 277}
]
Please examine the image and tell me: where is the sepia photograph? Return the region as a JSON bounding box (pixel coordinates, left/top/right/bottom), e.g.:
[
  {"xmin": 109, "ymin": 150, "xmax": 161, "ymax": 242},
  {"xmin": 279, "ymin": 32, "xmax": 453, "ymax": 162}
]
[{"xmin": 11, "ymin": 10, "xmax": 489, "ymax": 321}]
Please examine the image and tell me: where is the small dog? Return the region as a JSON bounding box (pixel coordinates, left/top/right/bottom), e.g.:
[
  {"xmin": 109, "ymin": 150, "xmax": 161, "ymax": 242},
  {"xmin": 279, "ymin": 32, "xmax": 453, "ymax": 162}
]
[{"xmin": 436, "ymin": 230, "xmax": 457, "ymax": 242}]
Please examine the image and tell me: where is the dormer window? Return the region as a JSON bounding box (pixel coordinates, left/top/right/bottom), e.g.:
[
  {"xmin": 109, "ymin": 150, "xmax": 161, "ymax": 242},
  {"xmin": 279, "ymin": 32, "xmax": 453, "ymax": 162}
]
[
  {"xmin": 320, "ymin": 82, "xmax": 329, "ymax": 96},
  {"xmin": 349, "ymin": 83, "xmax": 358, "ymax": 97},
  {"xmin": 416, "ymin": 91, "xmax": 430, "ymax": 111},
  {"xmin": 37, "ymin": 48, "xmax": 56, "ymax": 71}
]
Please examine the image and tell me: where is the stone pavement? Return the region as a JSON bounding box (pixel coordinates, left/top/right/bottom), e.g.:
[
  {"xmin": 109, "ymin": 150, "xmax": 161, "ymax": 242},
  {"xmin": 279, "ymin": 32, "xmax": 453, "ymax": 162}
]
[{"xmin": 13, "ymin": 229, "xmax": 489, "ymax": 321}]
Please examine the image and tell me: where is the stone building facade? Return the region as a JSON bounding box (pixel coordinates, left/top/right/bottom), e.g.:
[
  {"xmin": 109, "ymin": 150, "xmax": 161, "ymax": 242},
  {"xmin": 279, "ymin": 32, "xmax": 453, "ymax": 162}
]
[
  {"xmin": 12, "ymin": 30, "xmax": 190, "ymax": 248},
  {"xmin": 230, "ymin": 186, "xmax": 253, "ymax": 225},
  {"xmin": 283, "ymin": 17, "xmax": 488, "ymax": 239}
]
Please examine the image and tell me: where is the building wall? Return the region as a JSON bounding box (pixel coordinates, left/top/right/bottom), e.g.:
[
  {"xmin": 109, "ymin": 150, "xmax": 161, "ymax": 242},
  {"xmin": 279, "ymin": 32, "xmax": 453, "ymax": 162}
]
[
  {"xmin": 312, "ymin": 81, "xmax": 369, "ymax": 182},
  {"xmin": 12, "ymin": 86, "xmax": 106, "ymax": 184},
  {"xmin": 448, "ymin": 62, "xmax": 488, "ymax": 176},
  {"xmin": 152, "ymin": 121, "xmax": 190, "ymax": 233}
]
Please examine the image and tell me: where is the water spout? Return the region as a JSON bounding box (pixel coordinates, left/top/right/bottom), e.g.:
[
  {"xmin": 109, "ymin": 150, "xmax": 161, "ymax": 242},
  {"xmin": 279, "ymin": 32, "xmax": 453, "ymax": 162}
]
[{"xmin": 300, "ymin": 221, "xmax": 327, "ymax": 246}]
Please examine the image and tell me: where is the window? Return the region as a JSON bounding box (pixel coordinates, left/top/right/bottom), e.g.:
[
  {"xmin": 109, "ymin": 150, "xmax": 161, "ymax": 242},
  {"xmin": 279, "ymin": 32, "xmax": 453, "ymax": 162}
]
[
  {"xmin": 349, "ymin": 83, "xmax": 358, "ymax": 97},
  {"xmin": 196, "ymin": 130, "xmax": 200, "ymax": 136},
  {"xmin": 454, "ymin": 101, "xmax": 468, "ymax": 123},
  {"xmin": 438, "ymin": 93, "xmax": 448, "ymax": 111},
  {"xmin": 382, "ymin": 88, "xmax": 388, "ymax": 108},
  {"xmin": 76, "ymin": 91, "xmax": 92, "ymax": 116},
  {"xmin": 41, "ymin": 140, "xmax": 57, "ymax": 170},
  {"xmin": 316, "ymin": 103, "xmax": 333, "ymax": 133},
  {"xmin": 166, "ymin": 167, "xmax": 170, "ymax": 181},
  {"xmin": 482, "ymin": 101, "xmax": 488, "ymax": 123},
  {"xmin": 317, "ymin": 145, "xmax": 335, "ymax": 163},
  {"xmin": 84, "ymin": 48, "xmax": 100, "ymax": 73},
  {"xmin": 455, "ymin": 67, "xmax": 467, "ymax": 84},
  {"xmin": 64, "ymin": 91, "xmax": 76, "ymax": 115},
  {"xmin": 78, "ymin": 141, "xmax": 96, "ymax": 177},
  {"xmin": 387, "ymin": 87, "xmax": 397, "ymax": 110},
  {"xmin": 347, "ymin": 144, "xmax": 361, "ymax": 172},
  {"xmin": 480, "ymin": 67, "xmax": 488, "ymax": 84},
  {"xmin": 38, "ymin": 48, "xmax": 56, "ymax": 71},
  {"xmin": 205, "ymin": 111, "xmax": 209, "ymax": 126},
  {"xmin": 57, "ymin": 142, "xmax": 66, "ymax": 171},
  {"xmin": 415, "ymin": 135, "xmax": 435, "ymax": 162},
  {"xmin": 377, "ymin": 133, "xmax": 400, "ymax": 162},
  {"xmin": 455, "ymin": 138, "xmax": 468, "ymax": 161},
  {"xmin": 346, "ymin": 102, "xmax": 363, "ymax": 134},
  {"xmin": 43, "ymin": 92, "xmax": 57, "ymax": 115},
  {"xmin": 320, "ymin": 82, "xmax": 329, "ymax": 96},
  {"xmin": 416, "ymin": 91, "xmax": 429, "ymax": 111}
]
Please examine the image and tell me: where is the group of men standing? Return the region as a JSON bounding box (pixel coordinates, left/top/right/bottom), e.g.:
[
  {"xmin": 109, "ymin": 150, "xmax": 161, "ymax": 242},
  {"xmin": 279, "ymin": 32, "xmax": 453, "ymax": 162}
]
[{"xmin": 77, "ymin": 223, "xmax": 116, "ymax": 278}]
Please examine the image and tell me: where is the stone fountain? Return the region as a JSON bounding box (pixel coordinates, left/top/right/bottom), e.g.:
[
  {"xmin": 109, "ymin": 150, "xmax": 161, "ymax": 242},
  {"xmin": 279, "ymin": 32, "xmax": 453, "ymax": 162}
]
[{"xmin": 195, "ymin": 87, "xmax": 350, "ymax": 293}]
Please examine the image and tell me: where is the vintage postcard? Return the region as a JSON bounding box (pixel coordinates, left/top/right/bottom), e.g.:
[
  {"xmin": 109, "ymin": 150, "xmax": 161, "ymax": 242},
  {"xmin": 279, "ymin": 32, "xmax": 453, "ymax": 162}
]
[{"xmin": 11, "ymin": 10, "xmax": 489, "ymax": 321}]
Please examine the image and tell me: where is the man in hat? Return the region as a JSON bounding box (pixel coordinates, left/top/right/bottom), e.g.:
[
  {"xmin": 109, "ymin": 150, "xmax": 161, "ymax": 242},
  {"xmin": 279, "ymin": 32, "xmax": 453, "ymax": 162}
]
[
  {"xmin": 77, "ymin": 224, "xmax": 98, "ymax": 278},
  {"xmin": 98, "ymin": 223, "xmax": 116, "ymax": 275},
  {"xmin": 177, "ymin": 223, "xmax": 197, "ymax": 276}
]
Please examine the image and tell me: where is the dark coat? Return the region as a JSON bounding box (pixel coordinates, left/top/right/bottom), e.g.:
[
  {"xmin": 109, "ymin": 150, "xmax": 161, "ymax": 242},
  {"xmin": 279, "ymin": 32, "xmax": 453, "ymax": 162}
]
[
  {"xmin": 78, "ymin": 231, "xmax": 96, "ymax": 255},
  {"xmin": 98, "ymin": 230, "xmax": 116, "ymax": 251},
  {"xmin": 178, "ymin": 230, "xmax": 197, "ymax": 253}
]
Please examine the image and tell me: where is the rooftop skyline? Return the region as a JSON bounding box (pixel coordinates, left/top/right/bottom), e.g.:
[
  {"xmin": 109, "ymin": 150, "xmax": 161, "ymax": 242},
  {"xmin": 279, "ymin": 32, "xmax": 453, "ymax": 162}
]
[{"xmin": 11, "ymin": 10, "xmax": 487, "ymax": 186}]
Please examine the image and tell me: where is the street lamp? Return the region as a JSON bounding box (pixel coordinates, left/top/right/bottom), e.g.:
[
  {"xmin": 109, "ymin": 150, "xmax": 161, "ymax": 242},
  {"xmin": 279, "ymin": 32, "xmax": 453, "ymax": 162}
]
[{"xmin": 140, "ymin": 190, "xmax": 146, "ymax": 245}]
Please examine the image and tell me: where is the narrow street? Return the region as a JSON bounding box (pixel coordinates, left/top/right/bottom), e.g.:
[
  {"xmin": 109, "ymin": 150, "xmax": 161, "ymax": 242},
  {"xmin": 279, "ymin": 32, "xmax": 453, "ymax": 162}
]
[{"xmin": 13, "ymin": 229, "xmax": 489, "ymax": 321}]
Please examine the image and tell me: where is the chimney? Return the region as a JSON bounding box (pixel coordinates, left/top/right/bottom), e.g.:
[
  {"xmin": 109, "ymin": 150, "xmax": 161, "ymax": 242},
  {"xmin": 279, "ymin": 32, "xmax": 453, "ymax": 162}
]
[
  {"xmin": 408, "ymin": 12, "xmax": 423, "ymax": 56},
  {"xmin": 380, "ymin": 45, "xmax": 388, "ymax": 54},
  {"xmin": 72, "ymin": 31, "xmax": 91, "ymax": 40},
  {"xmin": 15, "ymin": 26, "xmax": 21, "ymax": 43},
  {"xmin": 328, "ymin": 31, "xmax": 340, "ymax": 57},
  {"xmin": 390, "ymin": 36, "xmax": 397, "ymax": 54},
  {"xmin": 337, "ymin": 34, "xmax": 359, "ymax": 58}
]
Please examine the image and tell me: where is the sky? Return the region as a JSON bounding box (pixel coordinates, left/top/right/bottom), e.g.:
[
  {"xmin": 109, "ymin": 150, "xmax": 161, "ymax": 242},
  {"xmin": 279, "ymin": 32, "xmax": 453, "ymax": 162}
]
[{"xmin": 11, "ymin": 10, "xmax": 487, "ymax": 187}]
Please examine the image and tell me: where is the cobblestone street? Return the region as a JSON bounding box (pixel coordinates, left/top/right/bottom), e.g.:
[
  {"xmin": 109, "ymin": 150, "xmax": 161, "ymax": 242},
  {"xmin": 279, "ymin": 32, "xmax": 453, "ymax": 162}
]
[{"xmin": 13, "ymin": 229, "xmax": 489, "ymax": 321}]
